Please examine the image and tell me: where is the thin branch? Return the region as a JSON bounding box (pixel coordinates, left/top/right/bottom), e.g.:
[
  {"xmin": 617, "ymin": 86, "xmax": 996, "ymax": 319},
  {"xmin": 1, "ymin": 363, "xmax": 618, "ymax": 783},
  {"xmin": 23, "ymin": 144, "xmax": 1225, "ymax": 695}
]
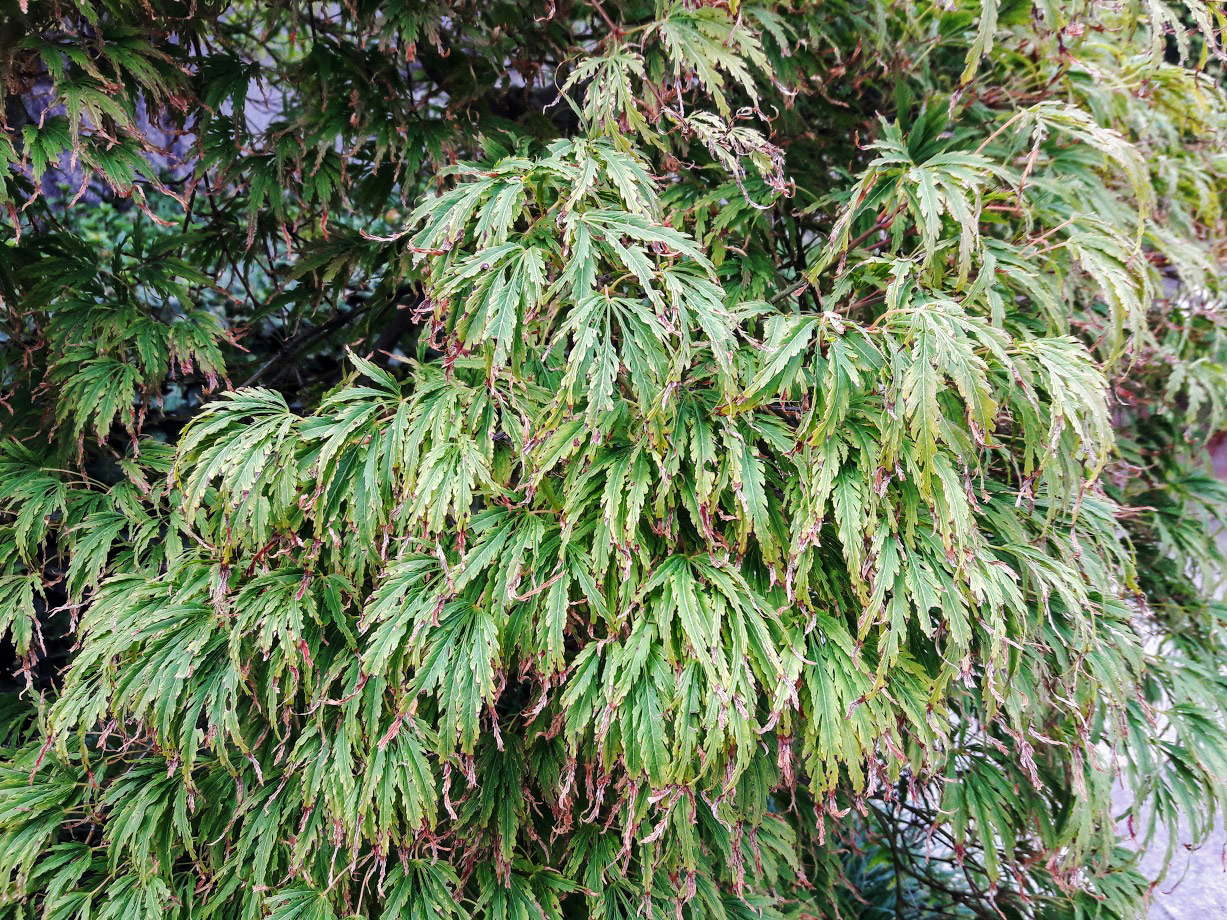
[{"xmin": 241, "ymin": 303, "xmax": 373, "ymax": 388}]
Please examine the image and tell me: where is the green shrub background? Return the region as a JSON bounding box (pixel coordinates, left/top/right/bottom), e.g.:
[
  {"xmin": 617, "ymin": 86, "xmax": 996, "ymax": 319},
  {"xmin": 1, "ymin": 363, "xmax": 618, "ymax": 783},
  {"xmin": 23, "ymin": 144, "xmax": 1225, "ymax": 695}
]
[{"xmin": 2, "ymin": 1, "xmax": 1227, "ymax": 917}]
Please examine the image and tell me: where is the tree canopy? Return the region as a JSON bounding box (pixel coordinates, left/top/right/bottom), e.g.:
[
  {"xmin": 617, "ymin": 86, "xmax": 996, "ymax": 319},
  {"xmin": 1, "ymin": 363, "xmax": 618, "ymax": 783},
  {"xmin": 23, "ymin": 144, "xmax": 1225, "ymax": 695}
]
[{"xmin": 2, "ymin": 1, "xmax": 1227, "ymax": 917}]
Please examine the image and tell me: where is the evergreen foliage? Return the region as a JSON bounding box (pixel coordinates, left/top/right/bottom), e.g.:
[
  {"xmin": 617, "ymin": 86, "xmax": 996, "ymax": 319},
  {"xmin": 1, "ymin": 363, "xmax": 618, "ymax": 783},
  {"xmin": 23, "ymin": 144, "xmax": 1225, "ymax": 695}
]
[{"xmin": 2, "ymin": 1, "xmax": 1227, "ymax": 916}]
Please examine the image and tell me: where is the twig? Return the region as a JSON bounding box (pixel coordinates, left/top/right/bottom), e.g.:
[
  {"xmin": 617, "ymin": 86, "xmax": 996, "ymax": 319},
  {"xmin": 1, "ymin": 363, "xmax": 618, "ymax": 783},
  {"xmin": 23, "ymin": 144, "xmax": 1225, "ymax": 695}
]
[
  {"xmin": 845, "ymin": 201, "xmax": 907, "ymax": 252},
  {"xmin": 770, "ymin": 278, "xmax": 812, "ymax": 305},
  {"xmin": 241, "ymin": 304, "xmax": 373, "ymax": 388}
]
